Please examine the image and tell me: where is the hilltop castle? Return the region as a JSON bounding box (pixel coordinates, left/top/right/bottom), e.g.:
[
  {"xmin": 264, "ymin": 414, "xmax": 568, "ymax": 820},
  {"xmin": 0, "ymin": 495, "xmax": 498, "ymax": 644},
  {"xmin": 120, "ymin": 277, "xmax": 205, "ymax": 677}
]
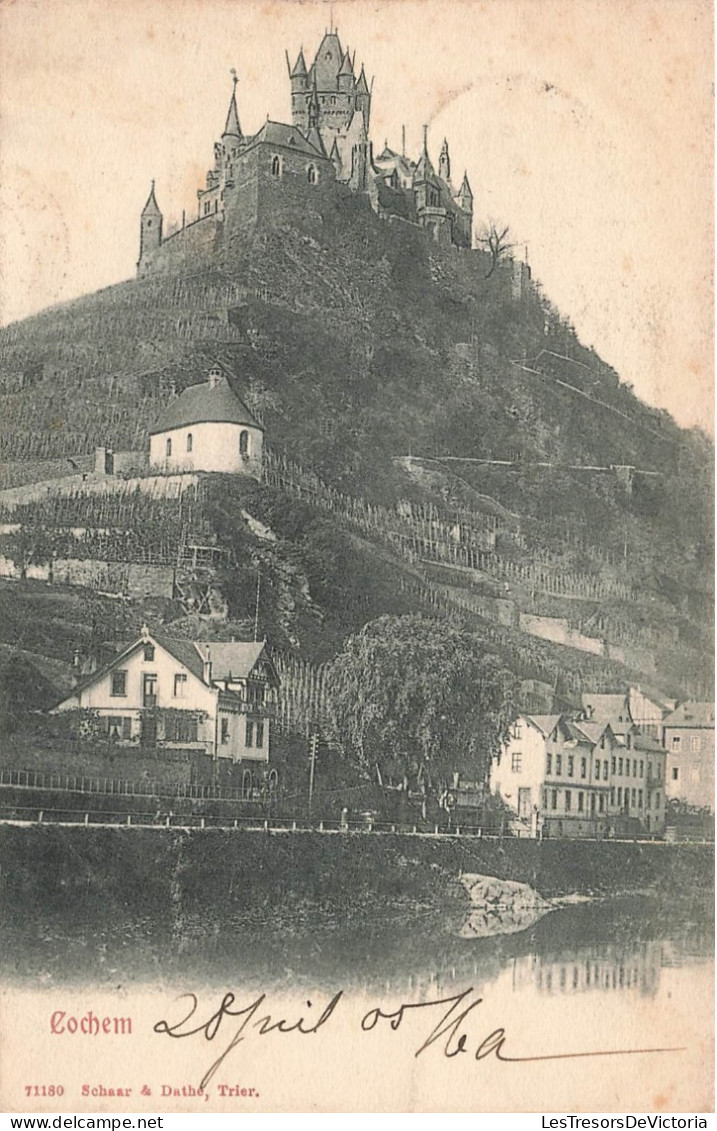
[{"xmin": 138, "ymin": 30, "xmax": 474, "ymax": 276}]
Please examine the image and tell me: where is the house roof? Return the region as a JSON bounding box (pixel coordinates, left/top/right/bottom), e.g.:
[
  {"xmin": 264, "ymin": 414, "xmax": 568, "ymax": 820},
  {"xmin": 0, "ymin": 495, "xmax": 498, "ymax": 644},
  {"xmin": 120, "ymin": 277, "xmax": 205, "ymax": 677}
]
[
  {"xmin": 149, "ymin": 372, "xmax": 261, "ymax": 435},
  {"xmin": 662, "ymin": 701, "xmax": 715, "ymax": 729},
  {"xmin": 51, "ymin": 632, "xmax": 275, "ymax": 710},
  {"xmin": 310, "ymin": 31, "xmax": 344, "ymax": 88},
  {"xmin": 527, "ymin": 714, "xmax": 561, "ymax": 738},
  {"xmin": 195, "ymin": 641, "xmax": 266, "ymax": 681},
  {"xmin": 574, "ymin": 720, "xmax": 612, "ymax": 745},
  {"xmin": 634, "ymin": 732, "xmax": 667, "ymax": 754},
  {"xmin": 561, "ymin": 718, "xmax": 596, "ymax": 745},
  {"xmin": 247, "ymin": 119, "xmax": 326, "ymax": 159},
  {"xmin": 581, "ymin": 692, "xmax": 630, "ymax": 724}
]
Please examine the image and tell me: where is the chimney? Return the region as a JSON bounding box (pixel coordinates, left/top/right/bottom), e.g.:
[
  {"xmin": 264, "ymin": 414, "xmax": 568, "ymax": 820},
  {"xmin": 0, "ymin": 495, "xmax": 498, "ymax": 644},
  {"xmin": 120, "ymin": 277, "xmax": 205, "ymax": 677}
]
[{"xmin": 203, "ymin": 646, "xmax": 213, "ymax": 685}]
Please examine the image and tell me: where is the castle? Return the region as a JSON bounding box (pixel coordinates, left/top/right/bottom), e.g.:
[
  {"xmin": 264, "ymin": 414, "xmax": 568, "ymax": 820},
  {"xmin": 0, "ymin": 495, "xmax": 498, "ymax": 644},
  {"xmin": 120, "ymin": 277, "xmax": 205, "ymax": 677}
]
[{"xmin": 137, "ymin": 30, "xmax": 474, "ymax": 276}]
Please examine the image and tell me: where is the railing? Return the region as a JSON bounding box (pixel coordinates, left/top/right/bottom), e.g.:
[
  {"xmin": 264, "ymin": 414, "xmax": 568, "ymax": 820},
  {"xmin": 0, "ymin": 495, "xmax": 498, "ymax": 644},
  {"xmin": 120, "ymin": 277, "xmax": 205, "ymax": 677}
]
[
  {"xmin": 0, "ymin": 768, "xmax": 266, "ymax": 802},
  {"xmin": 0, "ymin": 805, "xmax": 701, "ymax": 842}
]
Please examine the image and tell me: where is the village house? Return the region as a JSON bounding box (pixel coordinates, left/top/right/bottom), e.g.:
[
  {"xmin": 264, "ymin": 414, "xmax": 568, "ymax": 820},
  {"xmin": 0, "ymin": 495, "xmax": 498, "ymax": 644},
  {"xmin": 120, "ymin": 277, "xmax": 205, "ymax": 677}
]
[
  {"xmin": 491, "ymin": 712, "xmax": 666, "ymax": 838},
  {"xmin": 662, "ymin": 701, "xmax": 715, "ymax": 810},
  {"xmin": 149, "ymin": 361, "xmax": 263, "ymax": 477},
  {"xmin": 51, "ymin": 626, "xmax": 279, "ymax": 769}
]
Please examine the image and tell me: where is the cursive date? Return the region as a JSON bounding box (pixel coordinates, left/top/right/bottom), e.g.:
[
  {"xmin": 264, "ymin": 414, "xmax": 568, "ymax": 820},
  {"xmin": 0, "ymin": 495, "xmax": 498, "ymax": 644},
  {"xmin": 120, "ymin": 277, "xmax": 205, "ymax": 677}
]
[{"xmin": 154, "ymin": 986, "xmax": 684, "ymax": 1090}]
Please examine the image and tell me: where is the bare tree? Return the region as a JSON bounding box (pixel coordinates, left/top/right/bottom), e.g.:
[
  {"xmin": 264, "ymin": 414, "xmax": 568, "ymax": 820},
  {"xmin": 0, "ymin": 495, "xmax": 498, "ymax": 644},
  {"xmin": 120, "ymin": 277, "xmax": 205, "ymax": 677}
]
[{"xmin": 476, "ymin": 220, "xmax": 515, "ymax": 278}]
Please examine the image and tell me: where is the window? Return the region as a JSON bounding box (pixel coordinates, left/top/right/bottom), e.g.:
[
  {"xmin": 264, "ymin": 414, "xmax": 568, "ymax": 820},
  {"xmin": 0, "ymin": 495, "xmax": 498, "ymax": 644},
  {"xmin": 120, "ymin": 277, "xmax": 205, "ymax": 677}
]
[
  {"xmin": 631, "ymin": 788, "xmax": 636, "ymax": 807},
  {"xmin": 580, "ymin": 757, "xmax": 586, "ymax": 779},
  {"xmin": 690, "ymin": 735, "xmax": 701, "ymax": 752},
  {"xmin": 556, "ymin": 754, "xmax": 562, "ymax": 775},
  {"xmin": 107, "ymin": 717, "xmax": 123, "ymax": 739},
  {"xmin": 672, "ymin": 767, "xmax": 679, "ymax": 781},
  {"xmin": 599, "ymin": 794, "xmax": 605, "ymax": 813},
  {"xmin": 618, "ymin": 758, "xmax": 623, "ymax": 775},
  {"xmin": 221, "ymin": 718, "xmax": 229, "ymax": 745},
  {"xmin": 567, "ymin": 756, "xmax": 574, "ymax": 777},
  {"xmin": 239, "ymin": 430, "xmax": 249, "ymax": 457},
  {"xmin": 204, "ymin": 201, "xmax": 211, "ymax": 215},
  {"xmin": 611, "ymin": 756, "xmax": 616, "ymax": 774},
  {"xmin": 610, "ymin": 787, "xmax": 615, "ymax": 805},
  {"xmin": 512, "ymin": 721, "xmax": 522, "ymax": 739},
  {"xmin": 171, "ymin": 715, "xmax": 198, "ymax": 743},
  {"xmin": 656, "ymin": 791, "xmax": 661, "ymax": 807},
  {"xmin": 565, "ymin": 790, "xmax": 572, "ymax": 811},
  {"xmin": 578, "ymin": 791, "xmax": 584, "ymax": 812},
  {"xmin": 271, "ymin": 154, "xmax": 282, "ymax": 178},
  {"xmin": 511, "ymin": 752, "xmax": 522, "ymax": 773},
  {"xmin": 551, "ymin": 790, "xmax": 558, "ymax": 810},
  {"xmin": 546, "ymin": 752, "xmax": 552, "ymax": 775},
  {"xmin": 186, "ymin": 433, "xmax": 193, "ymax": 453},
  {"xmin": 633, "ymin": 760, "xmax": 637, "ymax": 777},
  {"xmin": 594, "ymin": 760, "xmax": 601, "ymax": 781},
  {"xmin": 639, "ymin": 760, "xmax": 643, "ymax": 776},
  {"xmin": 166, "ymin": 438, "xmax": 172, "ymax": 457},
  {"xmin": 246, "ymin": 720, "xmax": 254, "ymax": 747},
  {"xmin": 307, "ymin": 164, "xmax": 317, "ymax": 184},
  {"xmin": 255, "ymin": 721, "xmax": 264, "ymax": 748},
  {"xmin": 672, "ymin": 735, "xmax": 681, "ymax": 746},
  {"xmin": 111, "ymin": 670, "xmax": 127, "ymax": 697},
  {"xmin": 627, "ymin": 734, "xmax": 632, "ymax": 749},
  {"xmin": 242, "ymin": 769, "xmax": 253, "ymax": 798},
  {"xmin": 638, "ymin": 789, "xmax": 643, "ymax": 808},
  {"xmin": 617, "ymin": 787, "xmax": 622, "ymax": 806},
  {"xmin": 143, "ymin": 644, "xmax": 155, "ymax": 661},
  {"xmin": 174, "ymin": 673, "xmax": 187, "ymax": 698},
  {"xmin": 600, "ymin": 735, "xmax": 605, "ymax": 750}
]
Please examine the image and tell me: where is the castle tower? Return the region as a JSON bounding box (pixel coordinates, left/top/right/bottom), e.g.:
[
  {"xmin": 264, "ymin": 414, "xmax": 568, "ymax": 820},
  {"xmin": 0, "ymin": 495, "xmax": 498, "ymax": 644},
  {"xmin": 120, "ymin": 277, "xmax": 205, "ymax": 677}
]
[
  {"xmin": 457, "ymin": 171, "xmax": 473, "ymax": 214},
  {"xmin": 290, "ymin": 31, "xmax": 371, "ymax": 156},
  {"xmin": 439, "ymin": 138, "xmax": 451, "ymax": 185},
  {"xmin": 137, "ymin": 181, "xmax": 163, "ymax": 275}
]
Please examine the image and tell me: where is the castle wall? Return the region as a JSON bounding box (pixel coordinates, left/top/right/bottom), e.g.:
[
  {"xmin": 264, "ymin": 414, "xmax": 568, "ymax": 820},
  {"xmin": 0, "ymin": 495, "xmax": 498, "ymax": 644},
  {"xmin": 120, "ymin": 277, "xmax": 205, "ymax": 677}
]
[
  {"xmin": 139, "ymin": 214, "xmax": 225, "ymax": 278},
  {"xmin": 254, "ymin": 145, "xmax": 336, "ymax": 236}
]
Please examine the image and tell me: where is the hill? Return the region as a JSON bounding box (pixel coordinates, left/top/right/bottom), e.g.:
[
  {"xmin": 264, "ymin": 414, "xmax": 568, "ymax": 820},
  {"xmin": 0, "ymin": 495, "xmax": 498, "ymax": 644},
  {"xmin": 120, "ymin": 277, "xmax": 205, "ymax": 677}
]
[{"xmin": 0, "ymin": 197, "xmax": 712, "ymax": 700}]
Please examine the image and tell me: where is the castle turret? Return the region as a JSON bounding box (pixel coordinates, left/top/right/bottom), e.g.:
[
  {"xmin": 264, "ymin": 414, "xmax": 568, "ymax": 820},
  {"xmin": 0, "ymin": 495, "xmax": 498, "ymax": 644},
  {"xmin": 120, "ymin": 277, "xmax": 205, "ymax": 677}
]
[
  {"xmin": 355, "ymin": 65, "xmax": 371, "ymax": 129},
  {"xmin": 457, "ymin": 170, "xmax": 473, "ymax": 212},
  {"xmin": 439, "ymin": 137, "xmax": 451, "ymax": 184},
  {"xmin": 337, "ymin": 48, "xmax": 354, "ymax": 92},
  {"xmin": 222, "ymin": 75, "xmax": 243, "ymax": 143},
  {"xmin": 137, "ymin": 181, "xmax": 163, "ymax": 275},
  {"xmin": 289, "ymin": 48, "xmax": 309, "ymax": 93}
]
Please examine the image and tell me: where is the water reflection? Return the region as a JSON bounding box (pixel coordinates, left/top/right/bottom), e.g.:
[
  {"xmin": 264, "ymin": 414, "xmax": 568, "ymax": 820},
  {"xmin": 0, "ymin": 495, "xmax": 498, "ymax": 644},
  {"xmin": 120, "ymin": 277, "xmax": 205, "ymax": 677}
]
[{"xmin": 1, "ymin": 885, "xmax": 712, "ymax": 1003}]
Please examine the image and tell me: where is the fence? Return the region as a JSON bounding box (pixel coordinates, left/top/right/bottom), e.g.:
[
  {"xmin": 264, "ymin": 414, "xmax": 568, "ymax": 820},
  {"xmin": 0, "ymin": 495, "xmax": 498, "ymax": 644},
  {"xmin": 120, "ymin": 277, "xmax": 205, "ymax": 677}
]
[
  {"xmin": 262, "ymin": 451, "xmax": 631, "ymax": 602},
  {"xmin": 0, "ymin": 768, "xmax": 258, "ymax": 803}
]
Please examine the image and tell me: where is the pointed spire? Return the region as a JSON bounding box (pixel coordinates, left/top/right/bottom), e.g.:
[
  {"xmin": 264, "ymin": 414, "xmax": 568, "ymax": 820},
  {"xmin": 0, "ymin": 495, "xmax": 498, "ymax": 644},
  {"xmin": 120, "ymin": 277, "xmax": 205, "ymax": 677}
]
[
  {"xmin": 222, "ymin": 72, "xmax": 242, "ymax": 138},
  {"xmin": 338, "ymin": 48, "xmax": 354, "ymax": 77},
  {"xmin": 355, "ymin": 65, "xmax": 369, "ymax": 94},
  {"xmin": 290, "ymin": 48, "xmax": 308, "ymax": 77},
  {"xmin": 459, "ymin": 170, "xmax": 473, "ymax": 201},
  {"xmin": 142, "ymin": 180, "xmax": 161, "ymax": 215},
  {"xmin": 439, "ymin": 137, "xmax": 450, "ymax": 182},
  {"xmin": 414, "ymin": 126, "xmax": 434, "ymax": 181}
]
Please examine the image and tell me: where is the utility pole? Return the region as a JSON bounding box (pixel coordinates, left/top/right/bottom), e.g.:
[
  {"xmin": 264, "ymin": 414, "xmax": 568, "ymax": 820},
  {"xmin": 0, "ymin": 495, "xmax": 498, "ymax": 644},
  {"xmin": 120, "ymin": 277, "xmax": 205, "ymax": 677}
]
[
  {"xmin": 253, "ymin": 571, "xmax": 261, "ymax": 641},
  {"xmin": 308, "ymin": 732, "xmax": 318, "ymax": 818}
]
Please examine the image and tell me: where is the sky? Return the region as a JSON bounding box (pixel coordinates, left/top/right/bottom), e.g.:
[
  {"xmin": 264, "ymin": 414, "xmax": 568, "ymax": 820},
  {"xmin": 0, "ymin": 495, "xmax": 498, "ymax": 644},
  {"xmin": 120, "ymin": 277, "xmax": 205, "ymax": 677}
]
[{"xmin": 0, "ymin": 0, "xmax": 713, "ymax": 433}]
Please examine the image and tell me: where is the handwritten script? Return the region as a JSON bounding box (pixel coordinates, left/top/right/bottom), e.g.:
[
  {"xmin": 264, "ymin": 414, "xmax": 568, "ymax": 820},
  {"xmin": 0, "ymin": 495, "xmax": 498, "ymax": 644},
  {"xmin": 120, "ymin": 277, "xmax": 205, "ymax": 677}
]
[{"xmin": 154, "ymin": 988, "xmax": 685, "ymax": 1090}]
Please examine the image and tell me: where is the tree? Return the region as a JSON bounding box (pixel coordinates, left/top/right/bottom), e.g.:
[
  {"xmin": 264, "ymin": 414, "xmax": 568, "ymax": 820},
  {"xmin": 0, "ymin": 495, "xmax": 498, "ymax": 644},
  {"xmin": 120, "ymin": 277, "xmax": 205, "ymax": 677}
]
[
  {"xmin": 327, "ymin": 615, "xmax": 518, "ymax": 808},
  {"xmin": 476, "ymin": 220, "xmax": 515, "ymax": 279}
]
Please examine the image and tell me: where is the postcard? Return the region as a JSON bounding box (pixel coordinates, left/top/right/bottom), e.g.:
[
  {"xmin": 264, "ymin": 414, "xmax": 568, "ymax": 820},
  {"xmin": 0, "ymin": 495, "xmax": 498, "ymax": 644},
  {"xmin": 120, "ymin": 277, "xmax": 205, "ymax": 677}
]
[{"xmin": 0, "ymin": 0, "xmax": 713, "ymax": 1116}]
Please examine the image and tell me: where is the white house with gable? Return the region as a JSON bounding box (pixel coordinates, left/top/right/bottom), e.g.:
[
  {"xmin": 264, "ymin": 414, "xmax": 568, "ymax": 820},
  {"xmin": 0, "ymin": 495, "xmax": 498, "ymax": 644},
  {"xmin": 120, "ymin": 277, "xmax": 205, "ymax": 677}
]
[
  {"xmin": 52, "ymin": 626, "xmax": 279, "ymax": 765},
  {"xmin": 149, "ymin": 361, "xmax": 263, "ymax": 477}
]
